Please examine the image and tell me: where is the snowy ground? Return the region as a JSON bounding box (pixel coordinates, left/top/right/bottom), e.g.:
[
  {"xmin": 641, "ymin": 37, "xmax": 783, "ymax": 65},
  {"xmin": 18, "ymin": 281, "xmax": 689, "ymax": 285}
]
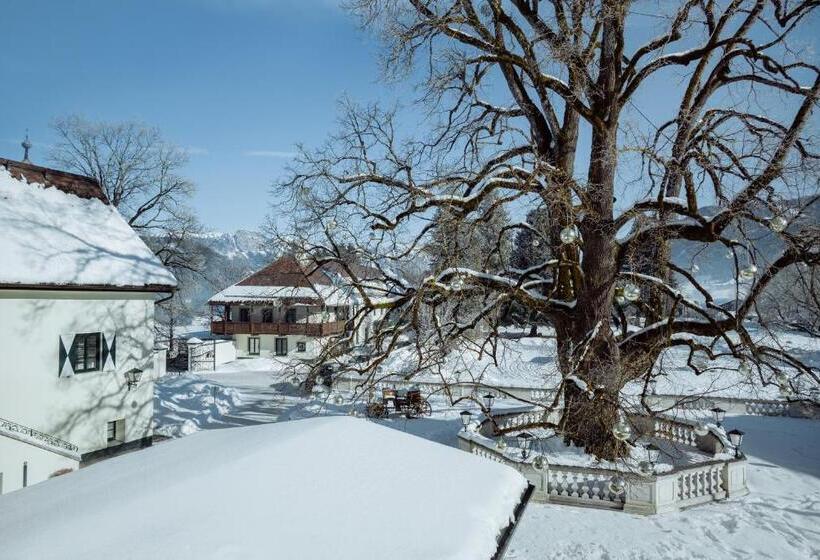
[
  {"xmin": 369, "ymin": 324, "xmax": 818, "ymax": 400},
  {"xmin": 155, "ymin": 353, "xmax": 820, "ymax": 560}
]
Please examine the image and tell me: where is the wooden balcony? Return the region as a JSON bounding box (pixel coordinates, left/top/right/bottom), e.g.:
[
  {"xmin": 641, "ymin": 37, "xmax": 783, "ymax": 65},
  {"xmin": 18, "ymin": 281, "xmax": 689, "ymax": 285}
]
[{"xmin": 211, "ymin": 320, "xmax": 347, "ymax": 337}]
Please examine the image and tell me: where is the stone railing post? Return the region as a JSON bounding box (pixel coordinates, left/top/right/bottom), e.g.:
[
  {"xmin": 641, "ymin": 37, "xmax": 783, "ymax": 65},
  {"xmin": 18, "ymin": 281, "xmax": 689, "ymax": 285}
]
[
  {"xmin": 623, "ymin": 475, "xmax": 678, "ymax": 515},
  {"xmin": 722, "ymin": 459, "xmax": 750, "ymax": 498}
]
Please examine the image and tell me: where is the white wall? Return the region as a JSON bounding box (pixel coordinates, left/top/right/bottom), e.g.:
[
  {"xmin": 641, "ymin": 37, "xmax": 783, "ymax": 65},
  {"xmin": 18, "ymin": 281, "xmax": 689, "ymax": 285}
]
[
  {"xmin": 0, "ymin": 289, "xmax": 159, "ymax": 457},
  {"xmin": 187, "ymin": 339, "xmax": 237, "ymax": 371},
  {"xmin": 0, "ymin": 435, "xmax": 79, "ymax": 495},
  {"xmin": 234, "ymin": 334, "xmax": 322, "ymax": 359}
]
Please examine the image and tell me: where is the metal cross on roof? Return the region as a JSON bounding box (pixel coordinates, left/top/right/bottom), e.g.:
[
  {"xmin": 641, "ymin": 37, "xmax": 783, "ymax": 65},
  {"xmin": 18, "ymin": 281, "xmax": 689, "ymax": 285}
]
[{"xmin": 21, "ymin": 130, "xmax": 32, "ymax": 163}]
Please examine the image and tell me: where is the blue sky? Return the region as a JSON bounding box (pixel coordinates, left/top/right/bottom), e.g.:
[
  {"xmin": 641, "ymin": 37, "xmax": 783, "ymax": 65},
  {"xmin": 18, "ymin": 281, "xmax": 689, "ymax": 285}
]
[
  {"xmin": 1, "ymin": 1, "xmax": 816, "ymax": 231},
  {"xmin": 0, "ymin": 0, "xmax": 396, "ymax": 231}
]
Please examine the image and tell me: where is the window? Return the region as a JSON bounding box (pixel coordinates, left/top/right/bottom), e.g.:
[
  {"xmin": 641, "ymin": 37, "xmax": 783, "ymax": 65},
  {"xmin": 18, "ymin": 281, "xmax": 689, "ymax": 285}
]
[
  {"xmin": 275, "ymin": 337, "xmax": 288, "ymax": 356},
  {"xmin": 239, "ymin": 308, "xmax": 251, "ymax": 322},
  {"xmin": 285, "ymin": 308, "xmax": 297, "ymax": 324},
  {"xmin": 107, "ymin": 419, "xmax": 124, "ymax": 444},
  {"xmin": 262, "ymin": 308, "xmax": 273, "ymax": 323},
  {"xmin": 248, "ymin": 337, "xmax": 261, "ymax": 356},
  {"xmin": 22, "ymin": 462, "xmax": 28, "ymax": 488},
  {"xmin": 297, "ymin": 341, "xmax": 306, "ymax": 353},
  {"xmin": 72, "ymin": 333, "xmax": 101, "ymax": 373}
]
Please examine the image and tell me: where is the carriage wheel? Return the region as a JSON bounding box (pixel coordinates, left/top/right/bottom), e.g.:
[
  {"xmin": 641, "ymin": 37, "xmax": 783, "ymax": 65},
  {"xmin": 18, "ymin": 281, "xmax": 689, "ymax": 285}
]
[
  {"xmin": 366, "ymin": 403, "xmax": 386, "ymax": 419},
  {"xmin": 420, "ymin": 400, "xmax": 433, "ymax": 416}
]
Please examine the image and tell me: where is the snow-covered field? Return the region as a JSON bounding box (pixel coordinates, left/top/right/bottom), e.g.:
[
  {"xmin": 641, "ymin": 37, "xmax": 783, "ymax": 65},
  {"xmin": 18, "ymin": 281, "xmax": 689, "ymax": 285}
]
[
  {"xmin": 369, "ymin": 325, "xmax": 818, "ymax": 400},
  {"xmin": 154, "ymin": 346, "xmax": 820, "ymax": 560}
]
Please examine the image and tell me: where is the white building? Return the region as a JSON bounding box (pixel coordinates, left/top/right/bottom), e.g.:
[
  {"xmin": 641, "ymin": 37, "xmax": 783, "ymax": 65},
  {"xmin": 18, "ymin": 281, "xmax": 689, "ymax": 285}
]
[
  {"xmin": 0, "ymin": 158, "xmax": 176, "ymax": 494},
  {"xmin": 208, "ymin": 254, "xmax": 385, "ymax": 361}
]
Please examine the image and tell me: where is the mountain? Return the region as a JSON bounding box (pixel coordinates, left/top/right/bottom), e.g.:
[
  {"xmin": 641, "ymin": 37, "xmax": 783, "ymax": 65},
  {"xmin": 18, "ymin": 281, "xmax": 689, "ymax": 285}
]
[{"xmin": 168, "ymin": 230, "xmax": 279, "ymax": 324}]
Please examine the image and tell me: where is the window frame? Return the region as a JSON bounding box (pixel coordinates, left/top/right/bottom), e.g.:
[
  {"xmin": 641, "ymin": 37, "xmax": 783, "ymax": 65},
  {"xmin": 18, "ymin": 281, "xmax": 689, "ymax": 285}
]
[
  {"xmin": 296, "ymin": 341, "xmax": 306, "ymax": 353},
  {"xmin": 72, "ymin": 332, "xmax": 102, "ymax": 373},
  {"xmin": 248, "ymin": 336, "xmax": 261, "ymax": 356},
  {"xmin": 239, "ymin": 308, "xmax": 251, "ymax": 322}
]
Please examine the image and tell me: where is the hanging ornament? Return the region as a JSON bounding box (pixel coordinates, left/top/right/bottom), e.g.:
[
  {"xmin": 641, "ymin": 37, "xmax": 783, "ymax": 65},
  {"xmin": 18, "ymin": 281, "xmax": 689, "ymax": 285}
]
[
  {"xmin": 532, "ymin": 455, "xmax": 547, "ymax": 472},
  {"xmin": 738, "ymin": 360, "xmax": 752, "ymax": 376},
  {"xmin": 623, "ymin": 283, "xmax": 641, "ymax": 302},
  {"xmin": 739, "ymin": 264, "xmax": 758, "ymax": 280},
  {"xmin": 693, "ymin": 423, "xmax": 709, "ymax": 437},
  {"xmin": 612, "ymin": 418, "xmax": 632, "ymax": 441},
  {"xmin": 775, "ymin": 372, "xmax": 789, "ymax": 385},
  {"xmin": 638, "ymin": 461, "xmax": 654, "ymax": 476},
  {"xmin": 692, "ymin": 354, "xmax": 709, "ymax": 369},
  {"xmin": 608, "ymin": 475, "xmax": 626, "ymax": 494},
  {"xmin": 691, "ymin": 263, "xmax": 700, "ymax": 273},
  {"xmin": 333, "ymin": 393, "xmax": 345, "ymax": 405},
  {"xmin": 769, "ymin": 215, "xmax": 788, "ymax": 233},
  {"xmin": 725, "ymin": 252, "xmax": 734, "ymax": 259},
  {"xmin": 560, "ymin": 225, "xmax": 579, "ymax": 244},
  {"xmin": 496, "ymin": 437, "xmax": 507, "ymax": 451},
  {"xmin": 532, "ymin": 238, "xmax": 541, "ymax": 248}
]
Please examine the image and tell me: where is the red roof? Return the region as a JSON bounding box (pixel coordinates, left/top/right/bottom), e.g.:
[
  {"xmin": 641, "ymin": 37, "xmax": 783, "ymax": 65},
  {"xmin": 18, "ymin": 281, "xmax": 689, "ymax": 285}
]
[
  {"xmin": 0, "ymin": 158, "xmax": 109, "ymax": 203},
  {"xmin": 237, "ymin": 254, "xmax": 341, "ymax": 288}
]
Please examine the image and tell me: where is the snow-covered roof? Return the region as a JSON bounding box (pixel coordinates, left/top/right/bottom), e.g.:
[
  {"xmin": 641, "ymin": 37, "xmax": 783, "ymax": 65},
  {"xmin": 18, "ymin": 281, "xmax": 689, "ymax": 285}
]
[
  {"xmin": 0, "ymin": 417, "xmax": 529, "ymax": 560},
  {"xmin": 209, "ymin": 254, "xmax": 378, "ymax": 306},
  {"xmin": 0, "ymin": 160, "xmax": 176, "ymax": 291}
]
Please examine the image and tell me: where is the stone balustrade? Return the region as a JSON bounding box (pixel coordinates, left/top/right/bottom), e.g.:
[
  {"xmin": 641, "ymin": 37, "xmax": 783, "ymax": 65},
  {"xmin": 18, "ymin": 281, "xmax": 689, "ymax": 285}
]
[
  {"xmin": 337, "ymin": 374, "xmax": 818, "ymax": 419},
  {"xmin": 458, "ymin": 429, "xmax": 748, "ymax": 515}
]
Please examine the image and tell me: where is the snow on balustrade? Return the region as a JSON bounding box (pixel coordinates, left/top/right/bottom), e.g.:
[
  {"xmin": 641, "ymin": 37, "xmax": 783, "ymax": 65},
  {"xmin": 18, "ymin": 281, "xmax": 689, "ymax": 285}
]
[
  {"xmin": 745, "ymin": 401, "xmax": 788, "ymax": 416},
  {"xmin": 547, "ymin": 469, "xmax": 624, "ymax": 507},
  {"xmin": 676, "ymin": 463, "xmax": 726, "ymax": 504},
  {"xmin": 653, "ymin": 418, "xmax": 698, "ymax": 447}
]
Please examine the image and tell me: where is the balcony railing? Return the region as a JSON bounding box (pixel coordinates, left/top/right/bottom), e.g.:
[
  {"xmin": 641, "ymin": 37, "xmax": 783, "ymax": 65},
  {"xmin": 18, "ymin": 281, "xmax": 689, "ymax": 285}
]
[
  {"xmin": 0, "ymin": 416, "xmax": 80, "ymax": 458},
  {"xmin": 211, "ymin": 320, "xmax": 347, "ymax": 337}
]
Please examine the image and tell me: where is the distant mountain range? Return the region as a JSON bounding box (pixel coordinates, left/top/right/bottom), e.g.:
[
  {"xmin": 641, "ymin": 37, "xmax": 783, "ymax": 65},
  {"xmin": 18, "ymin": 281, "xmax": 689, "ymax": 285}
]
[{"xmin": 171, "ymin": 197, "xmax": 817, "ymax": 319}]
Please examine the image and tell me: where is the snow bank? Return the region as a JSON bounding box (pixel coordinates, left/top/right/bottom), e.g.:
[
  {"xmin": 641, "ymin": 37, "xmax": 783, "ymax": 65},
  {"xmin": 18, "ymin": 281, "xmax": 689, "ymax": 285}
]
[
  {"xmin": 0, "ymin": 167, "xmax": 176, "ymax": 288},
  {"xmin": 0, "ymin": 417, "xmax": 528, "ymax": 560}
]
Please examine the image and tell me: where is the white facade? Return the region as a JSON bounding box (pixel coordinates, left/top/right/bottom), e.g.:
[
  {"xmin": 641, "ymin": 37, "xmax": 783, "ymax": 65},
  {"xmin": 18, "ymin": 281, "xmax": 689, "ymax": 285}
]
[{"xmin": 0, "ymin": 289, "xmax": 160, "ymax": 494}]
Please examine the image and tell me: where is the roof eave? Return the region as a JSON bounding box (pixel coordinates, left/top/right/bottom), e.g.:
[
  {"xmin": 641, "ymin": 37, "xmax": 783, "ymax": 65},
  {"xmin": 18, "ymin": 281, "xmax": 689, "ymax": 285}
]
[
  {"xmin": 0, "ymin": 282, "xmax": 177, "ymax": 294},
  {"xmin": 491, "ymin": 483, "xmax": 535, "ymax": 560}
]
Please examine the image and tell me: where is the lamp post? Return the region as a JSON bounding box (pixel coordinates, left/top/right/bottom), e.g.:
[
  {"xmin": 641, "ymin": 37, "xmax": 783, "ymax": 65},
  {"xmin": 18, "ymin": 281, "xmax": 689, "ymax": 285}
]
[
  {"xmin": 124, "ymin": 368, "xmax": 143, "ymax": 391},
  {"xmin": 711, "ymin": 407, "xmax": 726, "ymax": 428},
  {"xmin": 482, "ymin": 393, "xmax": 495, "ymax": 412},
  {"xmin": 645, "ymin": 443, "xmax": 661, "ymax": 471},
  {"xmin": 517, "ymin": 432, "xmax": 534, "ymax": 460},
  {"xmin": 460, "ymin": 410, "xmax": 472, "ymax": 432},
  {"xmin": 727, "ymin": 429, "xmax": 745, "ymax": 457}
]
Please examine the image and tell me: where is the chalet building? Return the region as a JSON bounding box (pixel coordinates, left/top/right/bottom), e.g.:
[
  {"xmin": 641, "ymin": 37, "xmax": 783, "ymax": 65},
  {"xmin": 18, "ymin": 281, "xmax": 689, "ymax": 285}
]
[
  {"xmin": 0, "ymin": 157, "xmax": 176, "ymax": 494},
  {"xmin": 209, "ymin": 254, "xmax": 383, "ymax": 359}
]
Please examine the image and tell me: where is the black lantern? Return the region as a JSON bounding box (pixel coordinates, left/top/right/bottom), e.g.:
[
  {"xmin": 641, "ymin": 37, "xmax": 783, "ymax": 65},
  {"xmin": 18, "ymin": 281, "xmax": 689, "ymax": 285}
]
[
  {"xmin": 517, "ymin": 432, "xmax": 534, "ymax": 459},
  {"xmin": 711, "ymin": 407, "xmax": 726, "ymax": 428},
  {"xmin": 124, "ymin": 368, "xmax": 143, "ymax": 391},
  {"xmin": 460, "ymin": 410, "xmax": 472, "ymax": 431},
  {"xmin": 645, "ymin": 443, "xmax": 661, "ymax": 467},
  {"xmin": 727, "ymin": 429, "xmax": 745, "ymax": 457},
  {"xmin": 483, "ymin": 393, "xmax": 495, "ymax": 411}
]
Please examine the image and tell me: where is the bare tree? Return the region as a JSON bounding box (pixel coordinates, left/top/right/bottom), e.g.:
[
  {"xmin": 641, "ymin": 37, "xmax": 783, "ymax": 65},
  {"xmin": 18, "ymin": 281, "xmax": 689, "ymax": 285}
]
[
  {"xmin": 271, "ymin": 1, "xmax": 819, "ymax": 459},
  {"xmin": 50, "ymin": 115, "xmax": 203, "ymax": 275}
]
